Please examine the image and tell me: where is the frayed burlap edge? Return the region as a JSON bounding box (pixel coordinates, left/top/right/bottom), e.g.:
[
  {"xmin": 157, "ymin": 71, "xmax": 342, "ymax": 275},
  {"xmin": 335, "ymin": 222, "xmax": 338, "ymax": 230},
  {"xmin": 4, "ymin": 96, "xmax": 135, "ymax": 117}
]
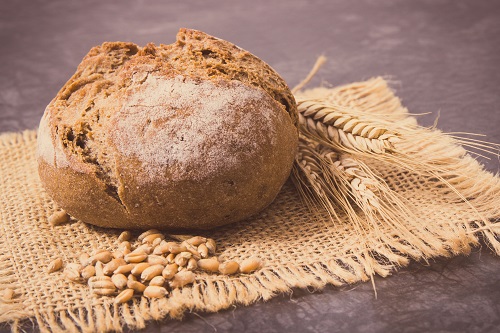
[{"xmin": 0, "ymin": 132, "xmax": 32, "ymax": 330}]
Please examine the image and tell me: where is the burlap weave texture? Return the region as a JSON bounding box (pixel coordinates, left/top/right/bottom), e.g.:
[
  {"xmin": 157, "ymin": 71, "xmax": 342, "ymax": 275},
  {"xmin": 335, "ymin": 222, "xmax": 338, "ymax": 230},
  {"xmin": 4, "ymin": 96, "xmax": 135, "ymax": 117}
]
[{"xmin": 1, "ymin": 78, "xmax": 499, "ymax": 332}]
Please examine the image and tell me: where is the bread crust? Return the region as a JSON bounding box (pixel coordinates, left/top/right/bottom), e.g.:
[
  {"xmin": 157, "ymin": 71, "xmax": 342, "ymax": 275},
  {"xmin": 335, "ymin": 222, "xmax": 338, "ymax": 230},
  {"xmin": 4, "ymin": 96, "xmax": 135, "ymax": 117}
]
[{"xmin": 37, "ymin": 28, "xmax": 298, "ymax": 230}]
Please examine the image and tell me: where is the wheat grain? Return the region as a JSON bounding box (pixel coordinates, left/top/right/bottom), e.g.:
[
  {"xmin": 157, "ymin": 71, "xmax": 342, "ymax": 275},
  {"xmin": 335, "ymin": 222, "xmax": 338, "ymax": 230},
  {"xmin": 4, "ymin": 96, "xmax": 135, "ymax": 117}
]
[
  {"xmin": 197, "ymin": 257, "xmax": 219, "ymax": 273},
  {"xmin": 114, "ymin": 289, "xmax": 134, "ymax": 304},
  {"xmin": 140, "ymin": 264, "xmax": 164, "ymax": 281},
  {"xmin": 162, "ymin": 264, "xmax": 179, "ymax": 280},
  {"xmin": 205, "ymin": 239, "xmax": 217, "ymax": 254},
  {"xmin": 48, "ymin": 210, "xmax": 70, "ymax": 226},
  {"xmin": 117, "ymin": 231, "xmax": 132, "ymax": 242},
  {"xmin": 218, "ymin": 261, "xmax": 239, "ymax": 275},
  {"xmin": 1, "ymin": 288, "xmax": 14, "ymax": 301},
  {"xmin": 149, "ymin": 276, "xmax": 166, "ymax": 287},
  {"xmin": 239, "ymin": 257, "xmax": 262, "ymax": 274},
  {"xmin": 47, "ymin": 258, "xmax": 63, "ymax": 273},
  {"xmin": 169, "ymin": 271, "xmax": 195, "ymax": 289}
]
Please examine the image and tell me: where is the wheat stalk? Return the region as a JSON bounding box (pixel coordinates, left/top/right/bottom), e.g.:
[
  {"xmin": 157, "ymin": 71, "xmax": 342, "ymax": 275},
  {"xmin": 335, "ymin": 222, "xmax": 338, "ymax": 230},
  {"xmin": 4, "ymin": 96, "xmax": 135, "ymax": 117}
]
[
  {"xmin": 295, "ymin": 97, "xmax": 500, "ymax": 252},
  {"xmin": 293, "ymin": 59, "xmax": 500, "ymax": 267},
  {"xmin": 293, "ymin": 141, "xmax": 452, "ymax": 299},
  {"xmin": 294, "ymin": 139, "xmax": 443, "ymax": 256}
]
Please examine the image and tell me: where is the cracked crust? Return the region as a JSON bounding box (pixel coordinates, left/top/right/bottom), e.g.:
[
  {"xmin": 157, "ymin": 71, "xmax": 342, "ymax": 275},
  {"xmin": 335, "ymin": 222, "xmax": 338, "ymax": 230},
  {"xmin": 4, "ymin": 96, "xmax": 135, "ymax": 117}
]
[{"xmin": 36, "ymin": 28, "xmax": 298, "ymax": 230}]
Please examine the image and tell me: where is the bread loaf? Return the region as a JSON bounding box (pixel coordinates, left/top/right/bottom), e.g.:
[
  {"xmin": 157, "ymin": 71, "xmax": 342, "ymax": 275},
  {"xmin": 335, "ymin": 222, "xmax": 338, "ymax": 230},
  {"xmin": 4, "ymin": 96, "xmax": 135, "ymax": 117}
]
[{"xmin": 37, "ymin": 28, "xmax": 298, "ymax": 230}]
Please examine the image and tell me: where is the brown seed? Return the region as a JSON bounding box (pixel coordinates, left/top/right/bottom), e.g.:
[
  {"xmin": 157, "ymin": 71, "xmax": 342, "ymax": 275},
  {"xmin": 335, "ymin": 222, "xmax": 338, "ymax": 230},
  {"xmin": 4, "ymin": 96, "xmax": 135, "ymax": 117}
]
[
  {"xmin": 112, "ymin": 250, "xmax": 124, "ymax": 260},
  {"xmin": 131, "ymin": 262, "xmax": 151, "ymax": 276},
  {"xmin": 117, "ymin": 231, "xmax": 132, "ymax": 242},
  {"xmin": 127, "ymin": 280, "xmax": 146, "ymax": 293},
  {"xmin": 133, "ymin": 244, "xmax": 153, "ymax": 255},
  {"xmin": 149, "ymin": 276, "xmax": 166, "ymax": 287},
  {"xmin": 64, "ymin": 263, "xmax": 82, "ymax": 281},
  {"xmin": 162, "ymin": 264, "xmax": 179, "ymax": 280},
  {"xmin": 2, "ymin": 288, "xmax": 14, "ymax": 301},
  {"xmin": 88, "ymin": 276, "xmax": 116, "ymax": 295},
  {"xmin": 147, "ymin": 255, "xmax": 169, "ymax": 266},
  {"xmin": 103, "ymin": 258, "xmax": 127, "ymax": 276},
  {"xmin": 169, "ymin": 271, "xmax": 195, "ymax": 289},
  {"xmin": 182, "ymin": 241, "xmax": 201, "ymax": 259},
  {"xmin": 79, "ymin": 252, "xmax": 90, "ymax": 266},
  {"xmin": 239, "ymin": 257, "xmax": 262, "ymax": 274},
  {"xmin": 89, "ymin": 251, "xmax": 113, "ymax": 265},
  {"xmin": 90, "ymin": 278, "xmax": 116, "ymax": 290},
  {"xmin": 95, "ymin": 261, "xmax": 104, "ymax": 277},
  {"xmin": 218, "ymin": 261, "xmax": 240, "ymax": 275},
  {"xmin": 141, "ymin": 264, "xmax": 164, "ymax": 281},
  {"xmin": 114, "ymin": 288, "xmax": 134, "ymax": 304},
  {"xmin": 198, "ymin": 244, "xmax": 209, "ymax": 259},
  {"xmin": 128, "ymin": 274, "xmax": 138, "ymax": 282},
  {"xmin": 137, "ymin": 229, "xmax": 161, "ymax": 242},
  {"xmin": 111, "ymin": 273, "xmax": 128, "ymax": 289},
  {"xmin": 48, "ymin": 210, "xmax": 70, "ymax": 226},
  {"xmin": 47, "ymin": 258, "xmax": 63, "ymax": 273},
  {"xmin": 143, "ymin": 285, "xmax": 168, "ymax": 298},
  {"xmin": 186, "ymin": 258, "xmax": 198, "ymax": 271},
  {"xmin": 81, "ymin": 265, "xmax": 96, "ymax": 280},
  {"xmin": 125, "ymin": 251, "xmax": 148, "ymax": 263},
  {"xmin": 166, "ymin": 253, "xmax": 176, "ymax": 263},
  {"xmin": 91, "ymin": 249, "xmax": 107, "ymax": 256},
  {"xmin": 142, "ymin": 233, "xmax": 165, "ymax": 245},
  {"xmin": 114, "ymin": 263, "xmax": 136, "ymax": 275},
  {"xmin": 197, "ymin": 258, "xmax": 219, "ymax": 273},
  {"xmin": 151, "ymin": 237, "xmax": 162, "ymax": 248},
  {"xmin": 186, "ymin": 236, "xmax": 207, "ymax": 246},
  {"xmin": 174, "ymin": 252, "xmax": 191, "ymax": 267},
  {"xmin": 88, "ymin": 275, "xmax": 112, "ymax": 285},
  {"xmin": 168, "ymin": 243, "xmax": 187, "ymax": 254},
  {"xmin": 118, "ymin": 241, "xmax": 132, "ymax": 253},
  {"xmin": 205, "ymin": 238, "xmax": 216, "ymax": 254},
  {"xmin": 152, "ymin": 243, "xmax": 169, "ymax": 255}
]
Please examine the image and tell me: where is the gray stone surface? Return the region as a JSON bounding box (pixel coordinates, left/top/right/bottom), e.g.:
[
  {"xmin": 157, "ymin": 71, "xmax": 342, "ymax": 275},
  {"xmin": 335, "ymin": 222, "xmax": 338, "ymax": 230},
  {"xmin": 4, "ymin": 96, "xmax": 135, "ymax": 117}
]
[{"xmin": 1, "ymin": 0, "xmax": 499, "ymax": 332}]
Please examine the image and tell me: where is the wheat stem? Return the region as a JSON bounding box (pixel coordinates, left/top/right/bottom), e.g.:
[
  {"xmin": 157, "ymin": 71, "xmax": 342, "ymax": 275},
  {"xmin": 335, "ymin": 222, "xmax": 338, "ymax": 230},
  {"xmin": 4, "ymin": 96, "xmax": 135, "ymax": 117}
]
[{"xmin": 292, "ymin": 56, "xmax": 328, "ymax": 94}]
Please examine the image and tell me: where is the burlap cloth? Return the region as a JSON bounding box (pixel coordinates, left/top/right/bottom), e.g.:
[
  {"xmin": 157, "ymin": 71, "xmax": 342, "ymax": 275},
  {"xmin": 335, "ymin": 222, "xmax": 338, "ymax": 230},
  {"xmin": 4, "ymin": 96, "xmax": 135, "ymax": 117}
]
[{"xmin": 1, "ymin": 78, "xmax": 499, "ymax": 332}]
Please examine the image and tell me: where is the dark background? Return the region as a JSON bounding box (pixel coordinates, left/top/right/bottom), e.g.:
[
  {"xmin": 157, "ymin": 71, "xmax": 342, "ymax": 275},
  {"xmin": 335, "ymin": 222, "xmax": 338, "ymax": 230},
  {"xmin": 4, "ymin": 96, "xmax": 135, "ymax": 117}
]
[{"xmin": 1, "ymin": 0, "xmax": 499, "ymax": 332}]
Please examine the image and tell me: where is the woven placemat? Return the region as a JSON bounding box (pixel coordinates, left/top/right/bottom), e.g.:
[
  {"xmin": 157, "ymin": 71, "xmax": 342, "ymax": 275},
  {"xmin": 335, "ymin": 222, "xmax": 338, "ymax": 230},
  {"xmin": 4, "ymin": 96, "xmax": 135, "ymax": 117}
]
[{"xmin": 1, "ymin": 78, "xmax": 499, "ymax": 333}]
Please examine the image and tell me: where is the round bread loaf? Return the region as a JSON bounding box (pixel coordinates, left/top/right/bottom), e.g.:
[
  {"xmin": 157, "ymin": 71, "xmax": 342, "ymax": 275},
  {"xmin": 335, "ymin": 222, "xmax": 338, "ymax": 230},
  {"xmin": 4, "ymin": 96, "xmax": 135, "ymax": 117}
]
[{"xmin": 37, "ymin": 28, "xmax": 298, "ymax": 230}]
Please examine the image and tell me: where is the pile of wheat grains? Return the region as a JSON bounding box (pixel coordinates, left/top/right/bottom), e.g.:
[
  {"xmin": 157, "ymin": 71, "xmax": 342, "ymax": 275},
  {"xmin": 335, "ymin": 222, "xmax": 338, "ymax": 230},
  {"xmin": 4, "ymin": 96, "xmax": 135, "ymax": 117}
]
[{"xmin": 47, "ymin": 211, "xmax": 262, "ymax": 304}]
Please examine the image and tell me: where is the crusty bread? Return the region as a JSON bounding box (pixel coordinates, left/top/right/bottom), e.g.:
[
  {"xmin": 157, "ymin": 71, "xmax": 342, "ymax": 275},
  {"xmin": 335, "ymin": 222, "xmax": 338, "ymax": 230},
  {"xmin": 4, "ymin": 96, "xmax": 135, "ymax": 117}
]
[{"xmin": 37, "ymin": 28, "xmax": 298, "ymax": 230}]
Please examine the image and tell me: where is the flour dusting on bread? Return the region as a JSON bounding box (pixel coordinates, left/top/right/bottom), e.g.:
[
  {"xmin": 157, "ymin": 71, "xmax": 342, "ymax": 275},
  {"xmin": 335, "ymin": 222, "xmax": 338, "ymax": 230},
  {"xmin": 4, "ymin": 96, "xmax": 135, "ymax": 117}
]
[{"xmin": 112, "ymin": 75, "xmax": 278, "ymax": 182}]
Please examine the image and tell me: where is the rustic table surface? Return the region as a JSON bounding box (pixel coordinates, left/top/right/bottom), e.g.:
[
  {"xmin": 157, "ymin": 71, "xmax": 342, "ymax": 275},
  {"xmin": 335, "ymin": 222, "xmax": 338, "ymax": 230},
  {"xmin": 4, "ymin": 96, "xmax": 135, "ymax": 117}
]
[{"xmin": 1, "ymin": 1, "xmax": 499, "ymax": 332}]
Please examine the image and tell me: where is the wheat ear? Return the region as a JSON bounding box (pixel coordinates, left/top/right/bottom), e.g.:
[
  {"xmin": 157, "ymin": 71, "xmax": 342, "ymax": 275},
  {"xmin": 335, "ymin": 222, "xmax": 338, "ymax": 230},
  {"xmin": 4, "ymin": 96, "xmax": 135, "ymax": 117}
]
[
  {"xmin": 297, "ymin": 98, "xmax": 402, "ymax": 154},
  {"xmin": 294, "ymin": 139, "xmax": 446, "ymax": 263},
  {"xmin": 322, "ymin": 145, "xmax": 447, "ymax": 257},
  {"xmin": 296, "ymin": 96, "xmax": 500, "ymax": 252}
]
